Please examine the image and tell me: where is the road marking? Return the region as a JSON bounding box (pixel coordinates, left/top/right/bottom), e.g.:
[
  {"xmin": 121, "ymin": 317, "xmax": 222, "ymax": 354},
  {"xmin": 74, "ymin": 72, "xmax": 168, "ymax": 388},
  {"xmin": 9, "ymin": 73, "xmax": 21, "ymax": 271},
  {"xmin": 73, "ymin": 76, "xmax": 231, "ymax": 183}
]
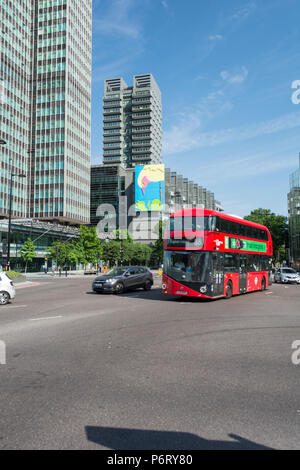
[
  {"xmin": 0, "ymin": 304, "xmax": 27, "ymax": 309},
  {"xmin": 15, "ymin": 282, "xmax": 40, "ymax": 290},
  {"xmin": 28, "ymin": 316, "xmax": 63, "ymax": 321},
  {"xmin": 265, "ymin": 292, "xmax": 273, "ymax": 295}
]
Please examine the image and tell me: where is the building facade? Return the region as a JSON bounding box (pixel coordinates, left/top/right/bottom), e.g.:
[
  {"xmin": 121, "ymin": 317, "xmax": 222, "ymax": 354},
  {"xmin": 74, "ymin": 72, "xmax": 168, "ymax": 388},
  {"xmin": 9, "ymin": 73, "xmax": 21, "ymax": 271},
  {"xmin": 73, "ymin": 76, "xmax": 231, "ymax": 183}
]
[
  {"xmin": 91, "ymin": 164, "xmax": 223, "ymax": 242},
  {"xmin": 103, "ymin": 74, "xmax": 162, "ymax": 168},
  {"xmin": 0, "ymin": 0, "xmax": 33, "ymax": 219},
  {"xmin": 288, "ymin": 154, "xmax": 300, "ymax": 268},
  {"xmin": 164, "ymin": 168, "xmax": 220, "ymax": 215},
  {"xmin": 0, "ymin": 0, "xmax": 92, "ymax": 225},
  {"xmin": 0, "ymin": 218, "xmax": 78, "ymax": 271}
]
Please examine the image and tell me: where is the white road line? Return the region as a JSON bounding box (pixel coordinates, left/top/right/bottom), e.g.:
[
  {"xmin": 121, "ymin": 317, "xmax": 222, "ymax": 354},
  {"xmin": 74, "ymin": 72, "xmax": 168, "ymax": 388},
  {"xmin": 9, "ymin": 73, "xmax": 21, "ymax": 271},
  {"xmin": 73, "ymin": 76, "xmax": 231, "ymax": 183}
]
[{"xmin": 28, "ymin": 316, "xmax": 63, "ymax": 321}]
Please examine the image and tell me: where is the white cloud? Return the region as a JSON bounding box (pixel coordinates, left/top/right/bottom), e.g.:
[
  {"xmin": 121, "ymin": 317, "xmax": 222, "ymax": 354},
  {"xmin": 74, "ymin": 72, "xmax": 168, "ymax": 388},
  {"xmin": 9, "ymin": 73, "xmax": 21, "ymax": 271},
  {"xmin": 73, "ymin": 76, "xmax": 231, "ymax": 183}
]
[
  {"xmin": 93, "ymin": 0, "xmax": 141, "ymax": 39},
  {"xmin": 208, "ymin": 34, "xmax": 223, "ymax": 41},
  {"xmin": 92, "ymin": 57, "xmax": 132, "ymax": 83},
  {"xmin": 163, "ymin": 111, "xmax": 300, "ymax": 155},
  {"xmin": 229, "ymin": 2, "xmax": 256, "ymax": 22},
  {"xmin": 220, "ymin": 66, "xmax": 248, "ymax": 84}
]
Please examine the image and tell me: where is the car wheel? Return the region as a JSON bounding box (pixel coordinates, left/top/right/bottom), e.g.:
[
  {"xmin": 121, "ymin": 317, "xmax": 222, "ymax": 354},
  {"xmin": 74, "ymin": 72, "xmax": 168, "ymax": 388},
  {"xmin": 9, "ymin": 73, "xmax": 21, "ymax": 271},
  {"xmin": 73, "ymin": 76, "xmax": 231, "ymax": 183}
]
[
  {"xmin": 114, "ymin": 282, "xmax": 124, "ymax": 294},
  {"xmin": 0, "ymin": 291, "xmax": 10, "ymax": 305},
  {"xmin": 225, "ymin": 282, "xmax": 233, "ymax": 299},
  {"xmin": 144, "ymin": 280, "xmax": 152, "ymax": 291}
]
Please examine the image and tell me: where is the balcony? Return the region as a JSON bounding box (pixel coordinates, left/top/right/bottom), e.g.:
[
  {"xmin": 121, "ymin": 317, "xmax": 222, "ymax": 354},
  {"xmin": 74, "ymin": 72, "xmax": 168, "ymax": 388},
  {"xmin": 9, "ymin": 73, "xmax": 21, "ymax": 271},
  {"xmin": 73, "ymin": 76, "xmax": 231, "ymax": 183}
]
[
  {"xmin": 103, "ymin": 108, "xmax": 122, "ymax": 115},
  {"xmin": 103, "ymin": 115, "xmax": 122, "ymax": 122},
  {"xmin": 132, "ymin": 148, "xmax": 151, "ymax": 154}
]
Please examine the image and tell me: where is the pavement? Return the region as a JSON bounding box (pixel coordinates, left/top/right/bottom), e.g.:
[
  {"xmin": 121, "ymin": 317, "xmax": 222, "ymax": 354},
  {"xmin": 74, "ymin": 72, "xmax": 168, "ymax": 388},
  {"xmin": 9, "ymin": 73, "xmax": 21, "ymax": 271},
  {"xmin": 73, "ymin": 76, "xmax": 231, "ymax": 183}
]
[
  {"xmin": 24, "ymin": 269, "xmax": 161, "ymax": 280},
  {"xmin": 0, "ymin": 278, "xmax": 299, "ymax": 450}
]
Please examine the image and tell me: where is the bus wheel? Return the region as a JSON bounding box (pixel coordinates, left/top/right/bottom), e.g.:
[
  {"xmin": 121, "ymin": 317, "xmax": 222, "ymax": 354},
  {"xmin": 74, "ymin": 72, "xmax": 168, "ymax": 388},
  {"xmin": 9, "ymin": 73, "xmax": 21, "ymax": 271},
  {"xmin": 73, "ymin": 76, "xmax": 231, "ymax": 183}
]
[
  {"xmin": 261, "ymin": 277, "xmax": 266, "ymax": 291},
  {"xmin": 225, "ymin": 282, "xmax": 233, "ymax": 299}
]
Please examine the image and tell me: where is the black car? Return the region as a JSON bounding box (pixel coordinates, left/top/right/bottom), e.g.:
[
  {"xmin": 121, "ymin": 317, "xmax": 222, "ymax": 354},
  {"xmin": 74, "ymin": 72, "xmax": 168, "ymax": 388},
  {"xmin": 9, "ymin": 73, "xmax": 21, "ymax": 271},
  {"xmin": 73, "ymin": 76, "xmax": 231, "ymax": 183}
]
[{"xmin": 92, "ymin": 266, "xmax": 153, "ymax": 294}]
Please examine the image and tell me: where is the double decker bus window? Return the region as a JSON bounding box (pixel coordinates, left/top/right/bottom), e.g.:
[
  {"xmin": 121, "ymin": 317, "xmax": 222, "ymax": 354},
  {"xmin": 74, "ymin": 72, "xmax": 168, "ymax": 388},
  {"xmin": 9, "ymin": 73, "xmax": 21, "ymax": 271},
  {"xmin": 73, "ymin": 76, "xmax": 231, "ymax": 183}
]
[
  {"xmin": 224, "ymin": 253, "xmax": 239, "ymax": 273},
  {"xmin": 262, "ymin": 230, "xmax": 268, "ymax": 241},
  {"xmin": 239, "ymin": 223, "xmax": 246, "ymax": 237},
  {"xmin": 248, "ymin": 255, "xmax": 260, "ymax": 272},
  {"xmin": 168, "ymin": 216, "xmax": 211, "ymax": 232}
]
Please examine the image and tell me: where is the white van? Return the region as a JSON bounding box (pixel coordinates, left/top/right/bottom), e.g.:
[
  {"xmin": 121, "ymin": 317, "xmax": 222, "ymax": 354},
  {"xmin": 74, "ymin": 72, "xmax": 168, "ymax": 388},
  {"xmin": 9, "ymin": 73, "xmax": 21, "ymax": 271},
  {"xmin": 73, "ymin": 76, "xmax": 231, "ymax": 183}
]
[{"xmin": 0, "ymin": 272, "xmax": 16, "ymax": 305}]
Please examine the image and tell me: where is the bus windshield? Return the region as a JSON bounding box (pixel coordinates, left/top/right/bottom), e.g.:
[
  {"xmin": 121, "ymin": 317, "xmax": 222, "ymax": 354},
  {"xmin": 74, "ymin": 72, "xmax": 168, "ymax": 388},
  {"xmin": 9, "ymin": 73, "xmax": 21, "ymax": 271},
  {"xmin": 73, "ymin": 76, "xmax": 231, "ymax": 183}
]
[{"xmin": 164, "ymin": 251, "xmax": 211, "ymax": 283}]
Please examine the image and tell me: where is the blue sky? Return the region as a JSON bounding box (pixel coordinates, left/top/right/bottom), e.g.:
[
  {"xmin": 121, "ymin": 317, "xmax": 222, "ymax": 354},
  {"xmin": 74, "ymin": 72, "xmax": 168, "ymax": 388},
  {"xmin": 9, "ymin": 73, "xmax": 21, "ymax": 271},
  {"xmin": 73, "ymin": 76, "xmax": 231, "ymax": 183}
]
[{"xmin": 91, "ymin": 0, "xmax": 300, "ymax": 217}]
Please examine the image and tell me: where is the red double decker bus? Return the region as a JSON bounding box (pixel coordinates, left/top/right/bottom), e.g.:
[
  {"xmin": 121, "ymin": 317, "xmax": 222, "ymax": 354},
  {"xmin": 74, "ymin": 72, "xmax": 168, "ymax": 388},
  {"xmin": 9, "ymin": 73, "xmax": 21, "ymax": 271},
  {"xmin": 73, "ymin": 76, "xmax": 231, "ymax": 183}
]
[{"xmin": 162, "ymin": 208, "xmax": 273, "ymax": 299}]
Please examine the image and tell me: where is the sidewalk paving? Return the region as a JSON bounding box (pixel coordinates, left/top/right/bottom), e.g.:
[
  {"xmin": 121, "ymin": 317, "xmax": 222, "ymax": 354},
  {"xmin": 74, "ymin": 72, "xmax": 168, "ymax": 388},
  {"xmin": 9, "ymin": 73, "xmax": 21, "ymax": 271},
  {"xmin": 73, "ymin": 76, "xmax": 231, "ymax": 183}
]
[{"xmin": 22, "ymin": 269, "xmax": 162, "ymax": 280}]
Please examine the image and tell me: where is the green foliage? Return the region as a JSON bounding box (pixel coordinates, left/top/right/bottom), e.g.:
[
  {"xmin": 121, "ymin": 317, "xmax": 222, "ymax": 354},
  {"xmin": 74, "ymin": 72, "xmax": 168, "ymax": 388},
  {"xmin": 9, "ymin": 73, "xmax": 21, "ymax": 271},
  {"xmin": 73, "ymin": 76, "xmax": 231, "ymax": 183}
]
[
  {"xmin": 48, "ymin": 242, "xmax": 66, "ymax": 266},
  {"xmin": 102, "ymin": 240, "xmax": 121, "ymax": 265},
  {"xmin": 152, "ymin": 219, "xmax": 167, "ymax": 264},
  {"xmin": 20, "ymin": 237, "xmax": 36, "ymax": 263},
  {"xmin": 20, "ymin": 238, "xmax": 37, "ymax": 272},
  {"xmin": 244, "ymin": 208, "xmax": 288, "ymax": 260},
  {"xmin": 6, "ymin": 271, "xmax": 25, "ymax": 280},
  {"xmin": 131, "ymin": 244, "xmax": 152, "ymax": 264},
  {"xmin": 77, "ymin": 226, "xmax": 102, "ymax": 265},
  {"xmin": 48, "ymin": 227, "xmax": 102, "ymax": 268}
]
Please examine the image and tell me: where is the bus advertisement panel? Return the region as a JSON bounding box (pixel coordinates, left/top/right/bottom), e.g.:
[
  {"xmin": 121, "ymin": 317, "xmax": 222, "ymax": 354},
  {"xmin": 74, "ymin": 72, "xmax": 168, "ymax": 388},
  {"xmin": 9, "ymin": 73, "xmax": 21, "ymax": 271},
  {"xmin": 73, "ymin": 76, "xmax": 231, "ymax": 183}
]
[{"xmin": 135, "ymin": 164, "xmax": 165, "ymax": 212}]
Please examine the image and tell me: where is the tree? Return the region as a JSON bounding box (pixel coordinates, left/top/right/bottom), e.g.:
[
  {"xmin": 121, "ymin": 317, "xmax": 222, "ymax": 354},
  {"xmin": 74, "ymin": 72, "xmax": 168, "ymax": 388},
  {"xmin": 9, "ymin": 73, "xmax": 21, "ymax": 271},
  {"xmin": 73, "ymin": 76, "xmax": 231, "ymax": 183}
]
[
  {"xmin": 152, "ymin": 219, "xmax": 167, "ymax": 265},
  {"xmin": 48, "ymin": 242, "xmax": 67, "ymax": 268},
  {"xmin": 77, "ymin": 226, "xmax": 102, "ymax": 268},
  {"xmin": 102, "ymin": 240, "xmax": 121, "ymax": 266},
  {"xmin": 131, "ymin": 243, "xmax": 152, "ymax": 265},
  {"xmin": 20, "ymin": 238, "xmax": 37, "ymax": 273},
  {"xmin": 244, "ymin": 208, "xmax": 288, "ymax": 261}
]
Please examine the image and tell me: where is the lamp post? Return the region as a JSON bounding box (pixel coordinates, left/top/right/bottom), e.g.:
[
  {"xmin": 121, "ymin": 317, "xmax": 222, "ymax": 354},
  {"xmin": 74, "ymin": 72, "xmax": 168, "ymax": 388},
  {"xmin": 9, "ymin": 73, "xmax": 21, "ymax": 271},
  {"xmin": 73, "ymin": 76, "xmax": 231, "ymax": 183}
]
[{"xmin": 6, "ymin": 159, "xmax": 26, "ymax": 269}]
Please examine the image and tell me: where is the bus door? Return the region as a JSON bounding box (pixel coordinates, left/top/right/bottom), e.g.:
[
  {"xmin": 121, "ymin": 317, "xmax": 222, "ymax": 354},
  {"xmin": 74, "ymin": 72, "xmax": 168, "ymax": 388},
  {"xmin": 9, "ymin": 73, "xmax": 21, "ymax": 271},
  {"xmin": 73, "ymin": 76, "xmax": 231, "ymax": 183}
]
[
  {"xmin": 211, "ymin": 252, "xmax": 224, "ymax": 296},
  {"xmin": 239, "ymin": 255, "xmax": 247, "ymax": 293}
]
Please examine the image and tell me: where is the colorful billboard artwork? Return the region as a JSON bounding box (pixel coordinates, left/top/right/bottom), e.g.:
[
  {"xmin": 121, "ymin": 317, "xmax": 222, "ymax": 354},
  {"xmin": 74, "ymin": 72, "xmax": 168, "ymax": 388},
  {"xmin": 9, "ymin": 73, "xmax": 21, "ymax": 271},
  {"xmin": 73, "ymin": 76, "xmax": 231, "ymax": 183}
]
[{"xmin": 135, "ymin": 164, "xmax": 165, "ymax": 212}]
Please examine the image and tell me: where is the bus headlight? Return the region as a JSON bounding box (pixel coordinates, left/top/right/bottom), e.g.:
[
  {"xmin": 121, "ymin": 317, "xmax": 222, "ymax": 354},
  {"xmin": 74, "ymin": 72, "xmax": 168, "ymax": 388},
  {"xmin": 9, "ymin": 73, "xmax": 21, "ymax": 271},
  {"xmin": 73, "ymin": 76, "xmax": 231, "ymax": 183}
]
[
  {"xmin": 162, "ymin": 283, "xmax": 167, "ymax": 290},
  {"xmin": 200, "ymin": 285, "xmax": 207, "ymax": 293}
]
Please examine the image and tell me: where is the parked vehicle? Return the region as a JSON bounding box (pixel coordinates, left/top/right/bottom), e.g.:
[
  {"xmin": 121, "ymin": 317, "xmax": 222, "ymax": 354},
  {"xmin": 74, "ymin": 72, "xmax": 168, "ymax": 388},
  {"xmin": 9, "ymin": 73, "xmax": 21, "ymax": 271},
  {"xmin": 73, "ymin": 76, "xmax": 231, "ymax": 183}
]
[
  {"xmin": 0, "ymin": 272, "xmax": 16, "ymax": 305},
  {"xmin": 274, "ymin": 268, "xmax": 300, "ymax": 284},
  {"xmin": 92, "ymin": 266, "xmax": 153, "ymax": 294}
]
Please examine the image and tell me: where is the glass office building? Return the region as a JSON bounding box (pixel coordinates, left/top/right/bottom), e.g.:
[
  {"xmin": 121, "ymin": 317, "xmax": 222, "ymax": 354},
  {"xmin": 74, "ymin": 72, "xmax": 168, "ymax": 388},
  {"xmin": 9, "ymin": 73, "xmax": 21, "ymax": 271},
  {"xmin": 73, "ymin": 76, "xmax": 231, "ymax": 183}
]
[
  {"xmin": 0, "ymin": 1, "xmax": 33, "ymax": 218},
  {"xmin": 0, "ymin": 0, "xmax": 92, "ymax": 225},
  {"xmin": 288, "ymin": 154, "xmax": 300, "ymax": 268}
]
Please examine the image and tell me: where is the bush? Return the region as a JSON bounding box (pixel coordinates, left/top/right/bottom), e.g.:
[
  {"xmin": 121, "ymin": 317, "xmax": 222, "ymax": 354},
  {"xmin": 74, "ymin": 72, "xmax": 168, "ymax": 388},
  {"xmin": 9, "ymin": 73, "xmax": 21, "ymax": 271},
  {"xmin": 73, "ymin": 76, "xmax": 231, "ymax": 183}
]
[{"xmin": 5, "ymin": 271, "xmax": 25, "ymax": 280}]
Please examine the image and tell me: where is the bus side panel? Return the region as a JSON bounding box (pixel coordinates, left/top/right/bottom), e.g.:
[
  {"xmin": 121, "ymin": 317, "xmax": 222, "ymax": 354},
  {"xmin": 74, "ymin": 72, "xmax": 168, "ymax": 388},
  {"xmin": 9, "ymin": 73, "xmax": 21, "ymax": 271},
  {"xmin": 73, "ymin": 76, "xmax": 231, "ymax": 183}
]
[
  {"xmin": 224, "ymin": 273, "xmax": 239, "ymax": 295},
  {"xmin": 247, "ymin": 272, "xmax": 268, "ymax": 291}
]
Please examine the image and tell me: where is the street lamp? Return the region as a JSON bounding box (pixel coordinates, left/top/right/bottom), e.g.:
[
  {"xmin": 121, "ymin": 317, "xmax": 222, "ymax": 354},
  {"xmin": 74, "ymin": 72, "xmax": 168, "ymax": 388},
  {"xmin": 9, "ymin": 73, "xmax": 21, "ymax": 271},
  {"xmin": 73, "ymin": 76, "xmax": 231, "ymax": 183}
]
[{"xmin": 6, "ymin": 159, "xmax": 26, "ymax": 269}]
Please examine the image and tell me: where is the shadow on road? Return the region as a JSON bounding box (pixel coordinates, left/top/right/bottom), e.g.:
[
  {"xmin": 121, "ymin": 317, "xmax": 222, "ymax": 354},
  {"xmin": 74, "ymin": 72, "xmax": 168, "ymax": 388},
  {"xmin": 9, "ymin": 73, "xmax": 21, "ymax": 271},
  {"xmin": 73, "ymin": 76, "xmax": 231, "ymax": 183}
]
[
  {"xmin": 85, "ymin": 288, "xmax": 211, "ymax": 303},
  {"xmin": 85, "ymin": 426, "xmax": 273, "ymax": 450}
]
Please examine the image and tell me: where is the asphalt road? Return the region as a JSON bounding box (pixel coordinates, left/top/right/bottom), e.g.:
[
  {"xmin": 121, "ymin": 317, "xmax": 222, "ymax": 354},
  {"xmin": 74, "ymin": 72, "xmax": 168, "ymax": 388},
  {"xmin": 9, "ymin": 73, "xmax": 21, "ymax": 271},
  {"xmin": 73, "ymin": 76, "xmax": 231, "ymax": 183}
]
[{"xmin": 0, "ymin": 277, "xmax": 299, "ymax": 450}]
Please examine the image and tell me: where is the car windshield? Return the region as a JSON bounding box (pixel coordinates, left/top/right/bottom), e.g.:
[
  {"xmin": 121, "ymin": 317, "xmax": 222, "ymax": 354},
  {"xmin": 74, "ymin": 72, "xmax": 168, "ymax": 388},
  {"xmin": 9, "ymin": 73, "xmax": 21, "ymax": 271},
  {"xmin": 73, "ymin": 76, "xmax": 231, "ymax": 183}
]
[
  {"xmin": 107, "ymin": 268, "xmax": 126, "ymax": 276},
  {"xmin": 282, "ymin": 268, "xmax": 297, "ymax": 274}
]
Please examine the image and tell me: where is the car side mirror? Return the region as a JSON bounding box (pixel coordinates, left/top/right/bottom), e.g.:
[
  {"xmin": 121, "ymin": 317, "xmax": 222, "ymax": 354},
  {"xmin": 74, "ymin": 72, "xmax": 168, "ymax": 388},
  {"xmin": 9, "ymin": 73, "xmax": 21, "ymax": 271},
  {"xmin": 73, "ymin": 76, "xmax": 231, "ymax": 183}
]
[{"xmin": 125, "ymin": 272, "xmax": 131, "ymax": 277}]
